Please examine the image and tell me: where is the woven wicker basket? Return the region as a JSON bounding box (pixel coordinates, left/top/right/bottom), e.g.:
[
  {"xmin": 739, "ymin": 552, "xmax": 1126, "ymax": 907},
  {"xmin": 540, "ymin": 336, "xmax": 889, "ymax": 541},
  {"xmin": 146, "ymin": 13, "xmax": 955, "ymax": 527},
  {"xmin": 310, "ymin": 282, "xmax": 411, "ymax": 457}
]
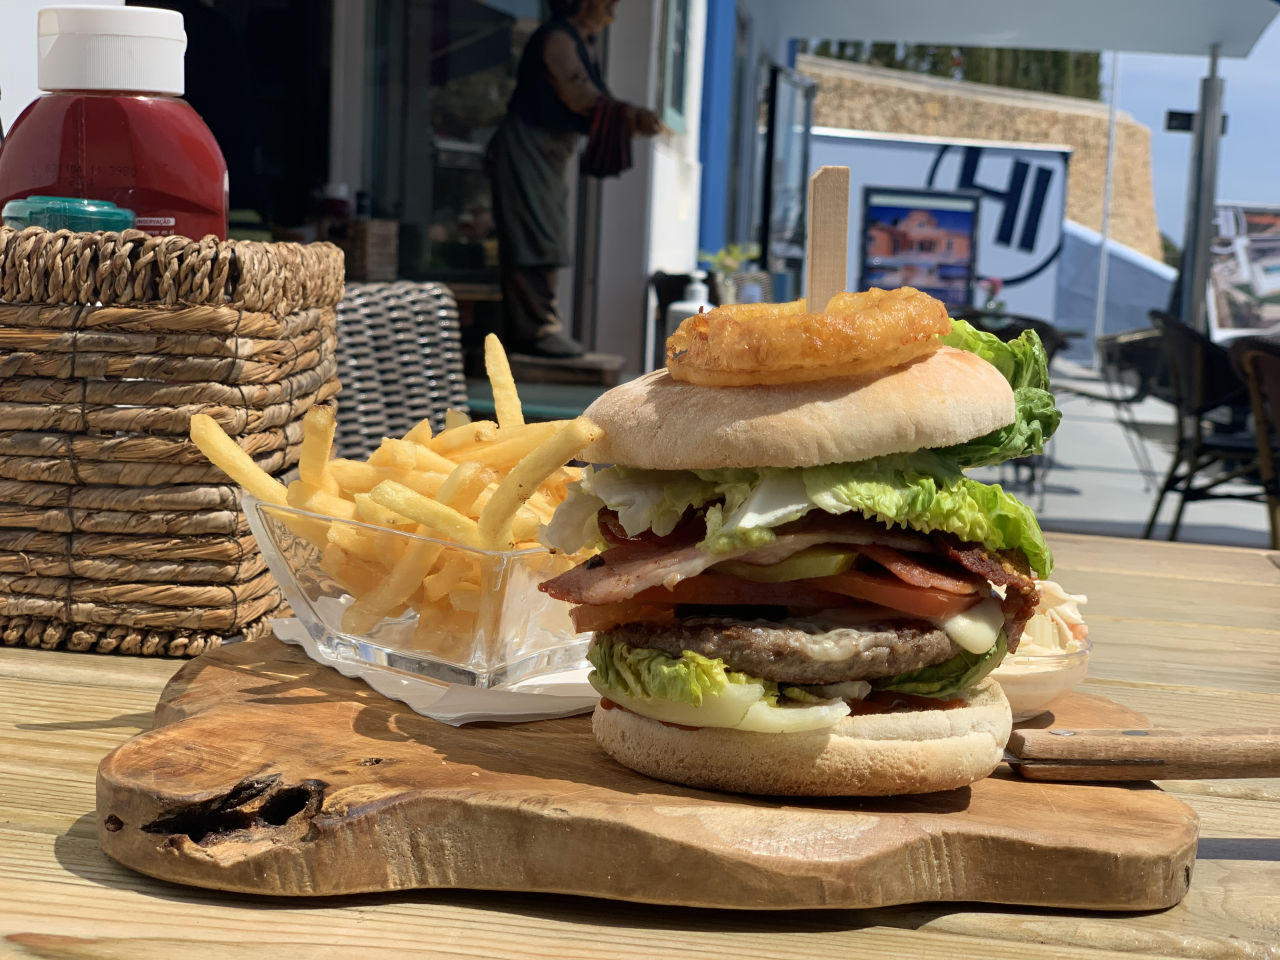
[{"xmin": 0, "ymin": 226, "xmax": 344, "ymax": 656}]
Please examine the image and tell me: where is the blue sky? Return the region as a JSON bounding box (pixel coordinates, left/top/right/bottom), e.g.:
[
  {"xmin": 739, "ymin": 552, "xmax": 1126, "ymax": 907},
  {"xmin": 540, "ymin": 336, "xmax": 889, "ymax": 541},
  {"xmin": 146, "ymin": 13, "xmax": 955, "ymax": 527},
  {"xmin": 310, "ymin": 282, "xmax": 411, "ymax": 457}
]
[{"xmin": 1104, "ymin": 16, "xmax": 1280, "ymax": 245}]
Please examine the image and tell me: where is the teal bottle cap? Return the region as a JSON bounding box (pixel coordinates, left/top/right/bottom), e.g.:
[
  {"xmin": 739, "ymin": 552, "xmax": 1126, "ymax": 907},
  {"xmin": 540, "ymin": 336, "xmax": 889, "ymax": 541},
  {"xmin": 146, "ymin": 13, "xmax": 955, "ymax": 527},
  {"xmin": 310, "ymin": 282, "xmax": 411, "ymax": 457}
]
[{"xmin": 2, "ymin": 196, "xmax": 137, "ymax": 232}]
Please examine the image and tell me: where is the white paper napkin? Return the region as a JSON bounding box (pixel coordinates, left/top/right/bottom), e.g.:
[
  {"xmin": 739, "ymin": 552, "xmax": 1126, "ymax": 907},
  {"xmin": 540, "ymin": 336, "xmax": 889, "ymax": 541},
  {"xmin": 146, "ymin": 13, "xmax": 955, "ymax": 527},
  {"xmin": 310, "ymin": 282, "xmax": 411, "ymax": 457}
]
[{"xmin": 270, "ymin": 617, "xmax": 600, "ymax": 726}]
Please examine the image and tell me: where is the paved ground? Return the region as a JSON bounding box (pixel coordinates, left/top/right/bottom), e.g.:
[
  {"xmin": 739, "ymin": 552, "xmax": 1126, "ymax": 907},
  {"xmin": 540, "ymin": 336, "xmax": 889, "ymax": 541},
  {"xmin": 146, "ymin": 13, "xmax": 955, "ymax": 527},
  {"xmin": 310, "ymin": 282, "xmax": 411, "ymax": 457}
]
[{"xmin": 968, "ymin": 361, "xmax": 1274, "ymax": 549}]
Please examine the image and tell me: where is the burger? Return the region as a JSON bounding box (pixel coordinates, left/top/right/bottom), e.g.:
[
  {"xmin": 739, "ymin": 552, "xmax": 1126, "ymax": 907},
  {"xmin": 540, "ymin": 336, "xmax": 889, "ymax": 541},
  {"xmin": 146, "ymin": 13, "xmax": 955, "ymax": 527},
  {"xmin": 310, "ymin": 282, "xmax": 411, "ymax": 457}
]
[{"xmin": 539, "ymin": 288, "xmax": 1061, "ymax": 796}]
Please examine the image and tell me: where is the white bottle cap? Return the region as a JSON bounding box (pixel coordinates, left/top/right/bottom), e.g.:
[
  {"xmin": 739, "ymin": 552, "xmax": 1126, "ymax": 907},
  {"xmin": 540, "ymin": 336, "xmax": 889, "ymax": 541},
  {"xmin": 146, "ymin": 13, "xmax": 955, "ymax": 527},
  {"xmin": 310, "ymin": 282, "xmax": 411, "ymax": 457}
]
[{"xmin": 38, "ymin": 5, "xmax": 187, "ymax": 96}]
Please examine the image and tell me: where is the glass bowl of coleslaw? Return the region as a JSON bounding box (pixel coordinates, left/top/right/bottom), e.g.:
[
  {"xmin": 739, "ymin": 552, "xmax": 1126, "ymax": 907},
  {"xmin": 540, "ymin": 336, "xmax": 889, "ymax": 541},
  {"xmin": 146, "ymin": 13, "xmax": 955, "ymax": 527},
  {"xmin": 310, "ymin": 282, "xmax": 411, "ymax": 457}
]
[{"xmin": 991, "ymin": 580, "xmax": 1091, "ymax": 721}]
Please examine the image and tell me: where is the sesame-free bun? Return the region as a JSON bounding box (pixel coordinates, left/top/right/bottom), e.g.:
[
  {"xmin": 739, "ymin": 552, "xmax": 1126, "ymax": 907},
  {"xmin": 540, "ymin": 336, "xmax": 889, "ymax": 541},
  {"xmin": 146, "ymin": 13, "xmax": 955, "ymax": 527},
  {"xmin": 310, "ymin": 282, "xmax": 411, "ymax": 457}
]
[
  {"xmin": 581, "ymin": 346, "xmax": 1014, "ymax": 470},
  {"xmin": 591, "ymin": 678, "xmax": 1012, "ymax": 797}
]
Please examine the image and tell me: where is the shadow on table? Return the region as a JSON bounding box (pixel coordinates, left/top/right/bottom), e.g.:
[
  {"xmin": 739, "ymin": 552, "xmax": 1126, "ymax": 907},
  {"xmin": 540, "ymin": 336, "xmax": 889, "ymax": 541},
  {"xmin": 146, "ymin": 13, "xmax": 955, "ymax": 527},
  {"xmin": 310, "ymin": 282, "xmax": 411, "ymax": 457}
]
[{"xmin": 16, "ymin": 712, "xmax": 155, "ymax": 732}]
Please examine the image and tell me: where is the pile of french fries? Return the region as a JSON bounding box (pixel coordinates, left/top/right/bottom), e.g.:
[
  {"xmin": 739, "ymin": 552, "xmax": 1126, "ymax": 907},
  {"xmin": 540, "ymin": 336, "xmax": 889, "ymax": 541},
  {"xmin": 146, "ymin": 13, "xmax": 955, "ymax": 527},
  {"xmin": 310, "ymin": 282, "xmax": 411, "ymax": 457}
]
[{"xmin": 190, "ymin": 334, "xmax": 602, "ymax": 654}]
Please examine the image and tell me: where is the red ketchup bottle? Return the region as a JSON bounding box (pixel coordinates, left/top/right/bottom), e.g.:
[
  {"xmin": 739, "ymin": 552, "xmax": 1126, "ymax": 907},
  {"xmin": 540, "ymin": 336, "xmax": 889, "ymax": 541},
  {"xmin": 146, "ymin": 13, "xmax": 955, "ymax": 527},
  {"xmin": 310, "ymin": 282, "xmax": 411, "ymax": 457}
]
[{"xmin": 0, "ymin": 5, "xmax": 228, "ymax": 240}]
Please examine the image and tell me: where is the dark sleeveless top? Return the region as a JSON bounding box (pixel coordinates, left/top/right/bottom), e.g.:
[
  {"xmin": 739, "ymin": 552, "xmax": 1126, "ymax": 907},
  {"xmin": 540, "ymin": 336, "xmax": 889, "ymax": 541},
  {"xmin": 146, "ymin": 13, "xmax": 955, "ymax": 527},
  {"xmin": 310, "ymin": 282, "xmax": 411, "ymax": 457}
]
[{"xmin": 506, "ymin": 19, "xmax": 608, "ymax": 135}]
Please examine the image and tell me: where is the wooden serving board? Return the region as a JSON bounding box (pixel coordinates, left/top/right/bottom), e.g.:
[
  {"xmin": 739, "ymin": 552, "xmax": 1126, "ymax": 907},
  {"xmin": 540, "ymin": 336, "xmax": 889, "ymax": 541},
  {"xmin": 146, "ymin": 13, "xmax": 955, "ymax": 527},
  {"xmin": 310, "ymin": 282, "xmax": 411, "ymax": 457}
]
[{"xmin": 96, "ymin": 637, "xmax": 1199, "ymax": 911}]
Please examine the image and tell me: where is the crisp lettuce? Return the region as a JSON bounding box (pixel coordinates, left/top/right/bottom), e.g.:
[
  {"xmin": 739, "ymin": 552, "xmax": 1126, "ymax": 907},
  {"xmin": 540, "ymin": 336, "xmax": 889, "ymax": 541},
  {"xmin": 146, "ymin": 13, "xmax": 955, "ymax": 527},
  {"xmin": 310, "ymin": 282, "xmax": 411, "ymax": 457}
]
[
  {"xmin": 872, "ymin": 630, "xmax": 1008, "ymax": 699},
  {"xmin": 938, "ymin": 319, "xmax": 1062, "ymax": 469},
  {"xmin": 804, "ymin": 452, "xmax": 1052, "ymax": 578},
  {"xmin": 941, "ymin": 318, "xmax": 1049, "ymax": 391},
  {"xmin": 587, "ymin": 634, "xmax": 775, "ymax": 706},
  {"xmin": 588, "ymin": 634, "xmax": 1003, "ymax": 711},
  {"xmin": 542, "ymin": 456, "xmax": 1052, "ymax": 578}
]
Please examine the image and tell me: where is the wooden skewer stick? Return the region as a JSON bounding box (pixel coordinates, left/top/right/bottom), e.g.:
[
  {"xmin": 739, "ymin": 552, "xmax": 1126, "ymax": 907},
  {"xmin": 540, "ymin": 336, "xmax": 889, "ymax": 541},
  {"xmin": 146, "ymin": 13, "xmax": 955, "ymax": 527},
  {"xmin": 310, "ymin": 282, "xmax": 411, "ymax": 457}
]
[{"xmin": 805, "ymin": 165, "xmax": 850, "ymax": 314}]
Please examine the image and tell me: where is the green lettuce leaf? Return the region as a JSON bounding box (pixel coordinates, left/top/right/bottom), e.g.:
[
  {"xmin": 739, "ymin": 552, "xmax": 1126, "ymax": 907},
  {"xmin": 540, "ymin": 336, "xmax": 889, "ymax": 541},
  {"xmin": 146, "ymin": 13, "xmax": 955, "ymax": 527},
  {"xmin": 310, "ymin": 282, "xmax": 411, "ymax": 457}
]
[
  {"xmin": 804, "ymin": 452, "xmax": 1053, "ymax": 577},
  {"xmin": 941, "ymin": 318, "xmax": 1050, "ymax": 390},
  {"xmin": 872, "ymin": 630, "xmax": 1008, "ymax": 699},
  {"xmin": 937, "ymin": 319, "xmax": 1062, "ymax": 468},
  {"xmin": 586, "ymin": 634, "xmax": 777, "ymax": 707}
]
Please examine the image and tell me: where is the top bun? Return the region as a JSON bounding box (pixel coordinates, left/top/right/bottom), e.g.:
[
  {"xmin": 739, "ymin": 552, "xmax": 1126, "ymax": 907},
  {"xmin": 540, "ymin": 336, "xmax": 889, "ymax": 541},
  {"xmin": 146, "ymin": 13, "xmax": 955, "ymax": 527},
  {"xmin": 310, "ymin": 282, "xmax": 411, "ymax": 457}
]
[{"xmin": 582, "ymin": 346, "xmax": 1015, "ymax": 470}]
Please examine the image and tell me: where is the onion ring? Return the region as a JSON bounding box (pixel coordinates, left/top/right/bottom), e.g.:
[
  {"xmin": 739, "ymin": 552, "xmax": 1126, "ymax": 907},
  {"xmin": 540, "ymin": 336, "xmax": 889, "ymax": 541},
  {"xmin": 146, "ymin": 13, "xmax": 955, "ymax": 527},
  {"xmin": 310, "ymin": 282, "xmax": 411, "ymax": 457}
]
[{"xmin": 666, "ymin": 286, "xmax": 951, "ymax": 386}]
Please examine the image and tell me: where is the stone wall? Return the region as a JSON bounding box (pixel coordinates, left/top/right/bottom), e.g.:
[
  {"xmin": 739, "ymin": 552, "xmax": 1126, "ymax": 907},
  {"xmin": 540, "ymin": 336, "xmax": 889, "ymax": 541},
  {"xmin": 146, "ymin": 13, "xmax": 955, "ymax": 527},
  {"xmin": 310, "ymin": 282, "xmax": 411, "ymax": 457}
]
[{"xmin": 797, "ymin": 55, "xmax": 1162, "ymax": 261}]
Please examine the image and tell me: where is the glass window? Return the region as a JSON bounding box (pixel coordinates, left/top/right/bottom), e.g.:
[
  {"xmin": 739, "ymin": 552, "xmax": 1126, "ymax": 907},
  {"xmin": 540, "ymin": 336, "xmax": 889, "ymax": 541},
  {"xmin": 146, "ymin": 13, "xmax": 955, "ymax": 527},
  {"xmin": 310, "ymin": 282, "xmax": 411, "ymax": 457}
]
[
  {"xmin": 367, "ymin": 0, "xmax": 545, "ymax": 284},
  {"xmin": 660, "ymin": 0, "xmax": 689, "ymax": 133}
]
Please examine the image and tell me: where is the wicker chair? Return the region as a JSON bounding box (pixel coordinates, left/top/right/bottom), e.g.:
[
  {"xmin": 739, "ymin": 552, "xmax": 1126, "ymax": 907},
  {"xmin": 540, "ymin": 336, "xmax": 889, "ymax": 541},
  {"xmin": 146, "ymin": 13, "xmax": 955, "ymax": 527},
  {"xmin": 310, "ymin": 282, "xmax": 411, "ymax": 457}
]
[
  {"xmin": 1142, "ymin": 311, "xmax": 1263, "ymax": 541},
  {"xmin": 334, "ymin": 281, "xmax": 469, "ymax": 458},
  {"xmin": 1228, "ymin": 335, "xmax": 1280, "ymax": 550}
]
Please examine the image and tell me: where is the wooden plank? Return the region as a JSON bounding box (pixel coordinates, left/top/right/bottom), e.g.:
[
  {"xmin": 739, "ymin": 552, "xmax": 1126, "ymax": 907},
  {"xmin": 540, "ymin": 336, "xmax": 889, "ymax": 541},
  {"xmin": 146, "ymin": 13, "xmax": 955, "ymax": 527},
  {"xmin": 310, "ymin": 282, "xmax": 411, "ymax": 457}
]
[
  {"xmin": 0, "ymin": 829, "xmax": 1226, "ymax": 960},
  {"xmin": 1084, "ymin": 620, "xmax": 1280, "ymax": 694},
  {"xmin": 805, "ymin": 166, "xmax": 849, "ymax": 313},
  {"xmin": 3, "ymin": 533, "xmax": 1280, "ymax": 957},
  {"xmin": 1048, "ymin": 532, "xmax": 1280, "ymax": 584},
  {"xmin": 0, "ymin": 646, "xmax": 184, "ymax": 692}
]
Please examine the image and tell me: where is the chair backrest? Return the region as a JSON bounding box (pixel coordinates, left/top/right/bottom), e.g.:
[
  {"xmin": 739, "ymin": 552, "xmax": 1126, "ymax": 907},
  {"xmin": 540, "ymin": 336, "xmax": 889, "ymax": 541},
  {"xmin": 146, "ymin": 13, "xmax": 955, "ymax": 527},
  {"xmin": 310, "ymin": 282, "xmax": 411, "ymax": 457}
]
[
  {"xmin": 1230, "ymin": 336, "xmax": 1280, "ymax": 454},
  {"xmin": 1094, "ymin": 327, "xmax": 1169, "ymax": 404},
  {"xmin": 334, "ymin": 281, "xmax": 469, "ymax": 458},
  {"xmin": 1148, "ymin": 311, "xmax": 1247, "ymax": 417}
]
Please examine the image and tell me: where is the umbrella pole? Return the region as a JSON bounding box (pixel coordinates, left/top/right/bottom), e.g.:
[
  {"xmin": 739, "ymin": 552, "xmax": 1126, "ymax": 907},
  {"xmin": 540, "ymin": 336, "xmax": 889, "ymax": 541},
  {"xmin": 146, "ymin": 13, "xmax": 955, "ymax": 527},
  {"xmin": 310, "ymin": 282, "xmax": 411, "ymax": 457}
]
[
  {"xmin": 1180, "ymin": 43, "xmax": 1224, "ymax": 334},
  {"xmin": 1092, "ymin": 49, "xmax": 1122, "ymax": 368}
]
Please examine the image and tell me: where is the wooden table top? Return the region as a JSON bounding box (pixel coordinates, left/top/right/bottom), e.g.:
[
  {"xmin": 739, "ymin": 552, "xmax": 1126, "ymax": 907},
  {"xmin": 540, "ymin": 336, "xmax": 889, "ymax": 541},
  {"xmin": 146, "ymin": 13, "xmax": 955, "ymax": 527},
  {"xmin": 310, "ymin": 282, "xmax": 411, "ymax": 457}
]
[{"xmin": 3, "ymin": 531, "xmax": 1279, "ymax": 959}]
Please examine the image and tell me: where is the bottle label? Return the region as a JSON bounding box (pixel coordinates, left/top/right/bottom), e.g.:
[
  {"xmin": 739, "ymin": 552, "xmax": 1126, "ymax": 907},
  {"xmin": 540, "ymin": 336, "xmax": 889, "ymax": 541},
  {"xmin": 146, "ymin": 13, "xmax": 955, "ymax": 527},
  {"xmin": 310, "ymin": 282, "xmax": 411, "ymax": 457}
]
[{"xmin": 136, "ymin": 216, "xmax": 177, "ymax": 236}]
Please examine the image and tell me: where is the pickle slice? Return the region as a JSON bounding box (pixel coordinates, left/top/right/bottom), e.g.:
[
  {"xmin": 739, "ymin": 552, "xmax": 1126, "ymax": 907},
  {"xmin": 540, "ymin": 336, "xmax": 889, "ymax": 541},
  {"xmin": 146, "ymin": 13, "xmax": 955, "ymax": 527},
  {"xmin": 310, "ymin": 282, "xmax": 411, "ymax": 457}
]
[{"xmin": 712, "ymin": 545, "xmax": 858, "ymax": 582}]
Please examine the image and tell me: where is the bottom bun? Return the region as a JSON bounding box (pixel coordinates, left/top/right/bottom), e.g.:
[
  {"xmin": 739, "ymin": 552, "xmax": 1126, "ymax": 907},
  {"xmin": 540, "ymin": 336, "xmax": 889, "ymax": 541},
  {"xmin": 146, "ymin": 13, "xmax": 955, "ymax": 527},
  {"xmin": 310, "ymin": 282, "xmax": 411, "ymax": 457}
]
[{"xmin": 592, "ymin": 678, "xmax": 1012, "ymax": 797}]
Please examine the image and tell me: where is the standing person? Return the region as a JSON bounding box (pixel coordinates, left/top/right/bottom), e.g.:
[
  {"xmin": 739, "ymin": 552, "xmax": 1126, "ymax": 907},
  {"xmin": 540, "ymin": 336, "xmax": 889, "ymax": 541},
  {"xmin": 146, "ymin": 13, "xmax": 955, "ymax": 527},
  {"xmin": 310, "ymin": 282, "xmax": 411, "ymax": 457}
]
[{"xmin": 486, "ymin": 0, "xmax": 661, "ymax": 358}]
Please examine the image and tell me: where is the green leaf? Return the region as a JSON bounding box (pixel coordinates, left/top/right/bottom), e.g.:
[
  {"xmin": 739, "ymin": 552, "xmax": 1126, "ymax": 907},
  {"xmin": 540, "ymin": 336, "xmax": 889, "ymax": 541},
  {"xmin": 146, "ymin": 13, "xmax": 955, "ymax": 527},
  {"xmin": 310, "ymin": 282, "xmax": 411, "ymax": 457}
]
[
  {"xmin": 586, "ymin": 634, "xmax": 778, "ymax": 706},
  {"xmin": 941, "ymin": 317, "xmax": 1050, "ymax": 391},
  {"xmin": 803, "ymin": 452, "xmax": 1053, "ymax": 577},
  {"xmin": 872, "ymin": 630, "xmax": 1008, "ymax": 699},
  {"xmin": 936, "ymin": 318, "xmax": 1062, "ymax": 468}
]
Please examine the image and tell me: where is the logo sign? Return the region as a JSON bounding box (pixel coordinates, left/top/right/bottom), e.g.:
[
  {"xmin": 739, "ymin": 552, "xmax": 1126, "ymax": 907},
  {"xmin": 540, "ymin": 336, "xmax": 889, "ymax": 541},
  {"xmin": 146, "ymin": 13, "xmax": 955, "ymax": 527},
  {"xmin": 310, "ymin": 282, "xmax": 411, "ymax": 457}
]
[{"xmin": 809, "ymin": 129, "xmax": 1070, "ymax": 319}]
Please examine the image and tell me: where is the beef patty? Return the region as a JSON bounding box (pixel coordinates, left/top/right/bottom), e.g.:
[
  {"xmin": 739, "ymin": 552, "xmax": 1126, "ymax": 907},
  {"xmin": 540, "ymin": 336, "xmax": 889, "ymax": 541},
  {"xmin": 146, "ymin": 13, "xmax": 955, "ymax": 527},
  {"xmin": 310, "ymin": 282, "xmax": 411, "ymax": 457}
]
[{"xmin": 603, "ymin": 616, "xmax": 962, "ymax": 685}]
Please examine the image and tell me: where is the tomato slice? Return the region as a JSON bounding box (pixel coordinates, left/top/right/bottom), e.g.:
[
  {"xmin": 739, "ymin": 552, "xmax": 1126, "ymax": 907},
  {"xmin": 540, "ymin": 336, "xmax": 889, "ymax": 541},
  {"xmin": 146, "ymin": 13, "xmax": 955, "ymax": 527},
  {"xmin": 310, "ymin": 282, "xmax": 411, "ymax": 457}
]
[
  {"xmin": 570, "ymin": 599, "xmax": 675, "ymax": 633},
  {"xmin": 633, "ymin": 574, "xmax": 858, "ymax": 609},
  {"xmin": 811, "ymin": 570, "xmax": 982, "ymax": 619}
]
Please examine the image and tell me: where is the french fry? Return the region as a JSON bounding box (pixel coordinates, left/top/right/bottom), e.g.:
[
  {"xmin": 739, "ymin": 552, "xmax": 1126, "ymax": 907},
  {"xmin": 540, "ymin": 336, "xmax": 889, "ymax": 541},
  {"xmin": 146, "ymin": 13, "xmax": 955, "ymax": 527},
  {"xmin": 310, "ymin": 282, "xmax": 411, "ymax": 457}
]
[
  {"xmin": 342, "ymin": 533, "xmax": 445, "ymax": 635},
  {"xmin": 369, "ymin": 481, "xmax": 484, "ymax": 548},
  {"xmin": 435, "ymin": 461, "xmax": 498, "ymax": 515},
  {"xmin": 510, "ymin": 506, "xmax": 540, "ymax": 542},
  {"xmin": 423, "ymin": 554, "xmax": 473, "ymax": 602},
  {"xmin": 353, "ymin": 493, "xmax": 417, "ymax": 529},
  {"xmin": 485, "ymin": 333, "xmax": 524, "ymax": 428},
  {"xmin": 368, "ymin": 437, "xmax": 419, "ymax": 470},
  {"xmin": 402, "ymin": 416, "xmax": 434, "ymax": 444},
  {"xmin": 288, "ymin": 480, "xmax": 358, "ymax": 521},
  {"xmin": 430, "ymin": 420, "xmax": 498, "ymax": 454},
  {"xmin": 394, "ymin": 469, "xmax": 449, "ymax": 498},
  {"xmin": 320, "ymin": 543, "xmax": 385, "ymax": 597},
  {"xmin": 328, "ymin": 459, "xmax": 409, "ymax": 494},
  {"xmin": 189, "ymin": 414, "xmax": 288, "ymax": 505},
  {"xmin": 412, "ymin": 443, "xmax": 463, "ymax": 475},
  {"xmin": 444, "ymin": 408, "xmax": 471, "ymax": 430},
  {"xmin": 299, "ymin": 406, "xmax": 340, "ymax": 494},
  {"xmin": 448, "ymin": 581, "xmax": 481, "ymax": 613},
  {"xmin": 374, "ymin": 528, "xmax": 410, "ymax": 566},
  {"xmin": 478, "ymin": 417, "xmax": 603, "ymax": 549},
  {"xmin": 326, "ymin": 523, "xmax": 382, "ymax": 562},
  {"xmin": 451, "ymin": 422, "xmax": 563, "ymax": 469}
]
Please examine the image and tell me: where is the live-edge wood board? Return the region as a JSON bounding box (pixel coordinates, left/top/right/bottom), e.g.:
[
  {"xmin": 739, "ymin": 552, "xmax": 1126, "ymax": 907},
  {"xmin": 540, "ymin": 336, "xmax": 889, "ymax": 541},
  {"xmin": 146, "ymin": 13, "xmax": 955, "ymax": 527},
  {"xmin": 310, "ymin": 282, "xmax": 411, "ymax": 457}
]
[{"xmin": 96, "ymin": 636, "xmax": 1199, "ymax": 910}]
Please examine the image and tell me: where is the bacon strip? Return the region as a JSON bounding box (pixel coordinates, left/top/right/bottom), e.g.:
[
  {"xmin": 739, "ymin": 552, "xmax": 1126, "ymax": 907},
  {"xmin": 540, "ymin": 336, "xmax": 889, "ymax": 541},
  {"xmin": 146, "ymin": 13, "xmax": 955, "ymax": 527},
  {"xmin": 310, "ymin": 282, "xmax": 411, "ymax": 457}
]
[
  {"xmin": 932, "ymin": 533, "xmax": 1037, "ymax": 652},
  {"xmin": 854, "ymin": 544, "xmax": 983, "ymax": 595},
  {"xmin": 542, "ymin": 516, "xmax": 933, "ymax": 607}
]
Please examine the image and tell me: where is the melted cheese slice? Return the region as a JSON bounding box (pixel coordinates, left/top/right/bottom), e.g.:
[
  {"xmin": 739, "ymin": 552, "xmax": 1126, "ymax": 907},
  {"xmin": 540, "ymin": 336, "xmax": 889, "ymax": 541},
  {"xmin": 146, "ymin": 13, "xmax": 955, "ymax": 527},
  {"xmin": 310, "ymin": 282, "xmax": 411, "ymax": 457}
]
[{"xmin": 937, "ymin": 597, "xmax": 1004, "ymax": 654}]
